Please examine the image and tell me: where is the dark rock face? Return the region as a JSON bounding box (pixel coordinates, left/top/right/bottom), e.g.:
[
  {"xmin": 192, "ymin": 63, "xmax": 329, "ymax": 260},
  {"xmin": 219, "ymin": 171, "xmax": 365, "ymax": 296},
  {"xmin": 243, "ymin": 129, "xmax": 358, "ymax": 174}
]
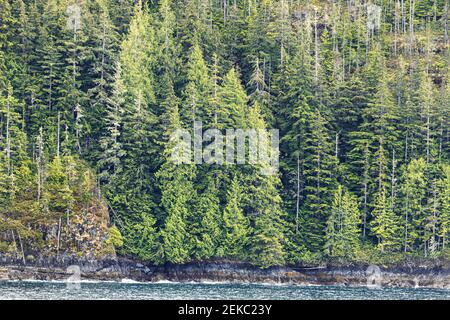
[{"xmin": 0, "ymin": 256, "xmax": 449, "ymax": 288}]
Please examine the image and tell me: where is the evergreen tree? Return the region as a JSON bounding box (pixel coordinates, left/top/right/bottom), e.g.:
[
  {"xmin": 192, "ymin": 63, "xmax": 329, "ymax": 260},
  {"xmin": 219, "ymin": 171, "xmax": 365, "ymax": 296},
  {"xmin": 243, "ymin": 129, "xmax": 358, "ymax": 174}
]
[
  {"xmin": 42, "ymin": 156, "xmax": 75, "ymax": 254},
  {"xmin": 216, "ymin": 67, "xmax": 248, "ymax": 130},
  {"xmin": 248, "ymin": 57, "xmax": 272, "ymax": 123},
  {"xmin": 371, "ymin": 188, "xmax": 401, "ymax": 253},
  {"xmin": 190, "ymin": 178, "xmax": 222, "ymax": 260},
  {"xmin": 438, "ymin": 165, "xmax": 450, "ymax": 250},
  {"xmin": 182, "ymin": 43, "xmax": 212, "ymax": 124},
  {"xmin": 119, "ymin": 1, "xmax": 159, "ymax": 177},
  {"xmin": 299, "ymin": 108, "xmax": 337, "ymax": 252},
  {"xmin": 325, "ymin": 185, "xmax": 362, "ymax": 258},
  {"xmin": 98, "ymin": 61, "xmax": 125, "ymax": 184},
  {"xmin": 246, "ymin": 103, "xmax": 286, "ymax": 268},
  {"xmin": 222, "ymin": 175, "xmax": 249, "ymax": 259},
  {"xmin": 154, "ymin": 0, "xmax": 180, "ymax": 108},
  {"xmin": 157, "ymin": 99, "xmax": 195, "ymax": 264},
  {"xmin": 123, "ymin": 211, "xmax": 161, "ymax": 263},
  {"xmin": 85, "ymin": 0, "xmax": 119, "ymax": 161},
  {"xmin": 105, "ymin": 2, "xmax": 160, "ymax": 252},
  {"xmin": 399, "ymin": 158, "xmax": 427, "ymax": 252}
]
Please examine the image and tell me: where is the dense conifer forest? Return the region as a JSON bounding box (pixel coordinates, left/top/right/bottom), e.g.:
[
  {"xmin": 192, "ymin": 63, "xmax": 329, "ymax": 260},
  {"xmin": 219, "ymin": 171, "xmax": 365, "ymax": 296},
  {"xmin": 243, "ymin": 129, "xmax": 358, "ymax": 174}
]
[{"xmin": 0, "ymin": 0, "xmax": 449, "ymax": 268}]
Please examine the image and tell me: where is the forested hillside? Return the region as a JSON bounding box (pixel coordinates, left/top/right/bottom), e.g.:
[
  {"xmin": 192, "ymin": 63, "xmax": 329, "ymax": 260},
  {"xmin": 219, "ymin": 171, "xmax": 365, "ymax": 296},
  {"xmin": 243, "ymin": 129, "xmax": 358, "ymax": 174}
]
[{"xmin": 0, "ymin": 0, "xmax": 449, "ymax": 268}]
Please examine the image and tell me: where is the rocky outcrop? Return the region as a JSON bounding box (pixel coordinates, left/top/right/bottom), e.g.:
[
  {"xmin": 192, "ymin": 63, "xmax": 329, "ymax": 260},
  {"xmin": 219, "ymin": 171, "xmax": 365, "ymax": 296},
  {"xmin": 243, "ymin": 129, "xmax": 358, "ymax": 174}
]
[{"xmin": 0, "ymin": 256, "xmax": 449, "ymax": 288}]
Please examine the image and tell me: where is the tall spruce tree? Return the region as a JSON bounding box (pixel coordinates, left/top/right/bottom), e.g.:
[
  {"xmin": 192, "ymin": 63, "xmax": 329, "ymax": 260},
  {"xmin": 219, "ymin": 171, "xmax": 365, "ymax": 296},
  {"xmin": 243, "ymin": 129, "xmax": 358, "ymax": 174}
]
[
  {"xmin": 399, "ymin": 158, "xmax": 428, "ymax": 252},
  {"xmin": 190, "ymin": 178, "xmax": 222, "ymax": 260},
  {"xmin": 370, "ymin": 188, "xmax": 401, "ymax": 253},
  {"xmin": 438, "ymin": 165, "xmax": 450, "ymax": 250},
  {"xmin": 246, "ymin": 103, "xmax": 286, "ymax": 268},
  {"xmin": 157, "ymin": 96, "xmax": 195, "ymax": 264},
  {"xmin": 325, "ymin": 185, "xmax": 362, "ymax": 258},
  {"xmin": 222, "ymin": 175, "xmax": 249, "ymax": 259}
]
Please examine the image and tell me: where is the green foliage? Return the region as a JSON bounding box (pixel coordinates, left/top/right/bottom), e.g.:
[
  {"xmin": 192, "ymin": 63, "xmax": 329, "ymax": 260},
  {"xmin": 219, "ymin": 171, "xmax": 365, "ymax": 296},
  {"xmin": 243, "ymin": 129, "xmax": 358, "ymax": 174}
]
[
  {"xmin": 182, "ymin": 43, "xmax": 212, "ymax": 124},
  {"xmin": 399, "ymin": 158, "xmax": 428, "ymax": 252},
  {"xmin": 438, "ymin": 165, "xmax": 450, "ymax": 249},
  {"xmin": 222, "ymin": 176, "xmax": 249, "ymax": 259},
  {"xmin": 123, "ymin": 212, "xmax": 161, "ymax": 263},
  {"xmin": 371, "ymin": 189, "xmax": 401, "ymax": 253},
  {"xmin": 106, "ymin": 225, "xmax": 123, "ymax": 248},
  {"xmin": 190, "ymin": 179, "xmax": 222, "ymax": 260},
  {"xmin": 43, "ymin": 156, "xmax": 75, "ymax": 220},
  {"xmin": 216, "ymin": 68, "xmax": 248, "ymax": 129},
  {"xmin": 325, "ymin": 185, "xmax": 362, "ymax": 258},
  {"xmin": 0, "ymin": 0, "xmax": 449, "ymax": 268},
  {"xmin": 157, "ymin": 93, "xmax": 195, "ymax": 264}
]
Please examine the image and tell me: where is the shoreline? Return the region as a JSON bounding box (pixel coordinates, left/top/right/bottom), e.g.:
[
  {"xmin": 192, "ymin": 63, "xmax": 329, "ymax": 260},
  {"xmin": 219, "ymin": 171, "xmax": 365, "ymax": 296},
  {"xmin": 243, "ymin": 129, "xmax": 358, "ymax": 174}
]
[{"xmin": 1, "ymin": 258, "xmax": 450, "ymax": 289}]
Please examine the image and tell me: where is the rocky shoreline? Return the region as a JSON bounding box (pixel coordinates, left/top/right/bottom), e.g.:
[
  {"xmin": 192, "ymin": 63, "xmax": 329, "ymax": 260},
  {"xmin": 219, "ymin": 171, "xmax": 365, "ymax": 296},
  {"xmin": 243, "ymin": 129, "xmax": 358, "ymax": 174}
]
[{"xmin": 1, "ymin": 256, "xmax": 450, "ymax": 289}]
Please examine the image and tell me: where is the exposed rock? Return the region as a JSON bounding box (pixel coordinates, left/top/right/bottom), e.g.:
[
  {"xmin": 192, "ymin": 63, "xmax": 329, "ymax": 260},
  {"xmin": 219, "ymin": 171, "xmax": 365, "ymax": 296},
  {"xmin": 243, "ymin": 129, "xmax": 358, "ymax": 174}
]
[{"xmin": 1, "ymin": 256, "xmax": 449, "ymax": 288}]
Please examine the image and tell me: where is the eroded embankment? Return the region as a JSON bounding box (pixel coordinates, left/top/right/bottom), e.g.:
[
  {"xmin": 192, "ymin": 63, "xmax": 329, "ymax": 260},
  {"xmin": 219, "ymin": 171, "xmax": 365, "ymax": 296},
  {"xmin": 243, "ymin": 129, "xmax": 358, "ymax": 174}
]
[{"xmin": 1, "ymin": 256, "xmax": 449, "ymax": 288}]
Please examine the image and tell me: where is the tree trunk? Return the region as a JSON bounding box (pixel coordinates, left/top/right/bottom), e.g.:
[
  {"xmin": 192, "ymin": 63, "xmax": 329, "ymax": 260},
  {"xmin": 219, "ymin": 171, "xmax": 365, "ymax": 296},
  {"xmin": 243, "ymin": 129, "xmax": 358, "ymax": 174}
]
[
  {"xmin": 296, "ymin": 155, "xmax": 300, "ymax": 234},
  {"xmin": 56, "ymin": 217, "xmax": 62, "ymax": 259},
  {"xmin": 17, "ymin": 232, "xmax": 26, "ymax": 265}
]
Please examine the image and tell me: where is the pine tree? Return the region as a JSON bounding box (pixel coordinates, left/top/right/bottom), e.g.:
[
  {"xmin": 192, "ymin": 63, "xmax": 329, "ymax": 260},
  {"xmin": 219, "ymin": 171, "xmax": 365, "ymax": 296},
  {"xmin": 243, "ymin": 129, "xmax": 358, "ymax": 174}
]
[
  {"xmin": 0, "ymin": 152, "xmax": 15, "ymax": 239},
  {"xmin": 42, "ymin": 156, "xmax": 75, "ymax": 254},
  {"xmin": 116, "ymin": 1, "xmax": 156, "ymax": 106},
  {"xmin": 275, "ymin": 25, "xmax": 337, "ymax": 253},
  {"xmin": 371, "ymin": 188, "xmax": 400, "ymax": 252},
  {"xmin": 0, "ymin": 83, "xmax": 28, "ymax": 170},
  {"xmin": 182, "ymin": 42, "xmax": 212, "ymax": 124},
  {"xmin": 222, "ymin": 175, "xmax": 249, "ymax": 259},
  {"xmin": 176, "ymin": 0, "xmax": 213, "ymax": 51},
  {"xmin": 246, "ymin": 103, "xmax": 286, "ymax": 268},
  {"xmin": 123, "ymin": 211, "xmax": 161, "ymax": 263},
  {"xmin": 216, "ymin": 67, "xmax": 248, "ymax": 130},
  {"xmin": 119, "ymin": 1, "xmax": 159, "ymax": 177},
  {"xmin": 154, "ymin": 0, "xmax": 180, "ymax": 107},
  {"xmin": 426, "ymin": 172, "xmax": 441, "ymax": 254},
  {"xmin": 325, "ymin": 185, "xmax": 362, "ymax": 258},
  {"xmin": 438, "ymin": 164, "xmax": 450, "ymax": 250},
  {"xmin": 348, "ymin": 47, "xmax": 400, "ymax": 239},
  {"xmin": 105, "ymin": 2, "xmax": 161, "ymax": 248},
  {"xmin": 157, "ymin": 98, "xmax": 195, "ymax": 264},
  {"xmin": 98, "ymin": 62, "xmax": 125, "ymax": 184},
  {"xmin": 248, "ymin": 57, "xmax": 272, "ymax": 123},
  {"xmin": 247, "ymin": 169, "xmax": 287, "ymax": 268},
  {"xmin": 416, "ymin": 68, "xmax": 438, "ymax": 164},
  {"xmin": 85, "ymin": 0, "xmax": 119, "ymax": 161},
  {"xmin": 399, "ymin": 158, "xmax": 427, "ymax": 252},
  {"xmin": 333, "ymin": 73, "xmax": 369, "ymax": 187},
  {"xmin": 299, "ymin": 108, "xmax": 337, "ymax": 251},
  {"xmin": 55, "ymin": 0, "xmax": 93, "ymax": 156},
  {"xmin": 438, "ymin": 66, "xmax": 450, "ymax": 162},
  {"xmin": 190, "ymin": 178, "xmax": 222, "ymax": 260}
]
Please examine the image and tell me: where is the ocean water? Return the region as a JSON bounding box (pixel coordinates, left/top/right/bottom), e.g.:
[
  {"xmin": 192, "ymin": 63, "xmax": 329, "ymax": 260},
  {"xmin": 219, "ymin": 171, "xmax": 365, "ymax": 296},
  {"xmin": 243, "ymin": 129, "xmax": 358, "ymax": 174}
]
[{"xmin": 0, "ymin": 280, "xmax": 449, "ymax": 300}]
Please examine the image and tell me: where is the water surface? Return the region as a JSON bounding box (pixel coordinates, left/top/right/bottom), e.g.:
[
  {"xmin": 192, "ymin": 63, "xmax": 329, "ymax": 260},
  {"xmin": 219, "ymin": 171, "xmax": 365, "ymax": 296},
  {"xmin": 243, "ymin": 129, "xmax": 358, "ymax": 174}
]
[{"xmin": 0, "ymin": 280, "xmax": 449, "ymax": 300}]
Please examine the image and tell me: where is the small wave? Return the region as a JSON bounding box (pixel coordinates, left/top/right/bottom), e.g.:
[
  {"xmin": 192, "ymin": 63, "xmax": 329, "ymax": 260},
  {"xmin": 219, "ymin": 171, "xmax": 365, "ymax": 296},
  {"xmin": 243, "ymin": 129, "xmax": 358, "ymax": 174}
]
[
  {"xmin": 153, "ymin": 280, "xmax": 178, "ymax": 284},
  {"xmin": 197, "ymin": 280, "xmax": 232, "ymax": 285},
  {"xmin": 79, "ymin": 279, "xmax": 117, "ymax": 284},
  {"xmin": 257, "ymin": 281, "xmax": 297, "ymax": 287},
  {"xmin": 120, "ymin": 279, "xmax": 142, "ymax": 284},
  {"xmin": 24, "ymin": 279, "xmax": 66, "ymax": 284}
]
